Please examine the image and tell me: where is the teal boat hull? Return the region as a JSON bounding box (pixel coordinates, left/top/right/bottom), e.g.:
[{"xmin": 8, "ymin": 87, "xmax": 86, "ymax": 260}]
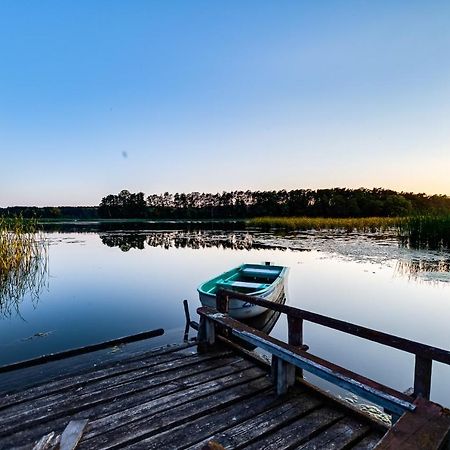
[{"xmin": 197, "ymin": 263, "xmax": 288, "ymax": 319}]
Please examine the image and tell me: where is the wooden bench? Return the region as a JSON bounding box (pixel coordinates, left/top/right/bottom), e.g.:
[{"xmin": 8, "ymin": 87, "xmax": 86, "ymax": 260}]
[{"xmin": 241, "ymin": 267, "xmax": 279, "ymax": 278}]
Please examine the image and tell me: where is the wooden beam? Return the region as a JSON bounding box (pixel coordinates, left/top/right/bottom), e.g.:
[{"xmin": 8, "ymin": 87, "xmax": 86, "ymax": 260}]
[{"xmin": 0, "ymin": 328, "xmax": 164, "ymax": 374}]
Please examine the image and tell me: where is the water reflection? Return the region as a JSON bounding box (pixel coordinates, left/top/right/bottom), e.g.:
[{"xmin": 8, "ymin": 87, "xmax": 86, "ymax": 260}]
[
  {"xmin": 0, "ymin": 269, "xmax": 47, "ymax": 318},
  {"xmin": 99, "ymin": 231, "xmax": 281, "ymax": 251},
  {"xmin": 101, "ymin": 233, "xmax": 146, "ymax": 251},
  {"xmin": 0, "ymin": 242, "xmax": 48, "ymax": 318},
  {"xmin": 98, "ymin": 230, "xmax": 450, "ymax": 283},
  {"xmin": 395, "ymin": 257, "xmax": 450, "ymax": 283}
]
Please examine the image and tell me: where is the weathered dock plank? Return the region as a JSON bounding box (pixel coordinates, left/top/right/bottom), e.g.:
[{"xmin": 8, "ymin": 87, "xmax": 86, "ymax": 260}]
[
  {"xmin": 0, "ymin": 350, "xmax": 232, "ymax": 425},
  {"xmin": 0, "ymin": 357, "xmax": 253, "ymax": 448},
  {"xmin": 0, "ymin": 352, "xmax": 237, "ymax": 435},
  {"xmin": 351, "ymin": 433, "xmax": 384, "ymax": 449},
  {"xmin": 0, "ymin": 341, "xmax": 195, "ymax": 397},
  {"xmin": 78, "ymin": 370, "xmax": 270, "ymax": 449},
  {"xmin": 187, "ymin": 392, "xmax": 323, "ymax": 449},
  {"xmin": 295, "ymin": 417, "xmax": 370, "ymax": 449},
  {"xmin": 242, "ymin": 407, "xmax": 346, "ymax": 450},
  {"xmin": 0, "ymin": 343, "xmax": 197, "ymax": 409},
  {"xmin": 123, "ymin": 390, "xmax": 285, "ymax": 450}
]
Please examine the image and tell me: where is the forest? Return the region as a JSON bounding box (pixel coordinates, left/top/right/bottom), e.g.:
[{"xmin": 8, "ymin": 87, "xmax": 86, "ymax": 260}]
[
  {"xmin": 1, "ymin": 188, "xmax": 449, "ymax": 220},
  {"xmin": 100, "ymin": 188, "xmax": 450, "ymax": 219}
]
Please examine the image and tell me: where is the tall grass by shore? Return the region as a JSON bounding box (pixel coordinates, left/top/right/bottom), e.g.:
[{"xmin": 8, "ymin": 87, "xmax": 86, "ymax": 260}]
[
  {"xmin": 248, "ymin": 215, "xmax": 450, "ymax": 251},
  {"xmin": 399, "ymin": 214, "xmax": 450, "ymax": 251},
  {"xmin": 247, "ymin": 216, "xmax": 403, "ymax": 232},
  {"xmin": 0, "ymin": 217, "xmax": 48, "ymax": 316}
]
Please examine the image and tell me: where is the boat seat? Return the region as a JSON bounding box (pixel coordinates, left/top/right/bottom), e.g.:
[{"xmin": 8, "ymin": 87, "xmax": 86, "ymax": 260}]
[
  {"xmin": 241, "ymin": 267, "xmax": 279, "ymax": 278},
  {"xmin": 217, "ymin": 281, "xmax": 268, "ymax": 290}
]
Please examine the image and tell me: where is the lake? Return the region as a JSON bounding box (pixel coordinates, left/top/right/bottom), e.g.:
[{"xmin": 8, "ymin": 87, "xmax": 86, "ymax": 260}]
[{"xmin": 1, "ymin": 224, "xmax": 449, "ymax": 407}]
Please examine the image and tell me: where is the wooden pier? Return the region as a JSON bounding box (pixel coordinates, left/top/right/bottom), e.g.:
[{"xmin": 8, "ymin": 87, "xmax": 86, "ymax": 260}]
[
  {"xmin": 0, "ymin": 342, "xmax": 387, "ymax": 450},
  {"xmin": 0, "ymin": 292, "xmax": 450, "ymax": 449}
]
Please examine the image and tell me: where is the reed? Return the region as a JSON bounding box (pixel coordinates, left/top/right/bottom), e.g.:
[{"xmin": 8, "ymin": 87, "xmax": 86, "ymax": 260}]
[
  {"xmin": 247, "ymin": 216, "xmax": 403, "ymax": 232},
  {"xmin": 399, "ymin": 214, "xmax": 450, "ymax": 251},
  {"xmin": 0, "ymin": 216, "xmax": 48, "ymax": 316}
]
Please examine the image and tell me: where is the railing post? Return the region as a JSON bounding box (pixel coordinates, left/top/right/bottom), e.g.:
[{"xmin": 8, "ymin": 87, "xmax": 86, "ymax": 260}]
[
  {"xmin": 197, "ymin": 316, "xmax": 216, "ymax": 353},
  {"xmin": 288, "ymin": 315, "xmax": 303, "ymax": 346},
  {"xmin": 288, "ymin": 315, "xmax": 305, "ymax": 378},
  {"xmin": 216, "ymin": 290, "xmax": 229, "ymax": 313},
  {"xmin": 271, "ymin": 355, "xmax": 278, "ymax": 382},
  {"xmin": 271, "ymin": 355, "xmax": 295, "ymax": 395},
  {"xmin": 414, "ymin": 355, "xmax": 432, "ymax": 399}
]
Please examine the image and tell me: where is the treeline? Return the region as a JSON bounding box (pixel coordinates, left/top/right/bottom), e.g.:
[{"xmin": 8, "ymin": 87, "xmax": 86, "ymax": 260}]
[
  {"xmin": 98, "ymin": 188, "xmax": 450, "ymax": 219},
  {"xmin": 0, "ymin": 206, "xmax": 99, "ymax": 220},
  {"xmin": 2, "ymin": 188, "xmax": 449, "ymax": 220}
]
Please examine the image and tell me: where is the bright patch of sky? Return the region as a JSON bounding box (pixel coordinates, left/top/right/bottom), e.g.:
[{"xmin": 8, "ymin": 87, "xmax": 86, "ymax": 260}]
[{"xmin": 1, "ymin": 1, "xmax": 449, "ymax": 206}]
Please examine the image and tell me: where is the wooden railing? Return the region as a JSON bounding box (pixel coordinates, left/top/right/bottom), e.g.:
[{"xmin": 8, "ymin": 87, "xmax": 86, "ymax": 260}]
[{"xmin": 197, "ymin": 288, "xmax": 450, "ymax": 420}]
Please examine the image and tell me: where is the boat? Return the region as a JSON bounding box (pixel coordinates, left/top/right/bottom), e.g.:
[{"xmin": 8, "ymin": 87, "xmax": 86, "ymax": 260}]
[{"xmin": 197, "ymin": 263, "xmax": 288, "ymax": 319}]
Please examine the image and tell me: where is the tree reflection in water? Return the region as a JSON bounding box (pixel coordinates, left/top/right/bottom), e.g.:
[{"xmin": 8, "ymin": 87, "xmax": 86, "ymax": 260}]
[
  {"xmin": 100, "ymin": 233, "xmax": 147, "ymax": 252},
  {"xmin": 98, "ymin": 230, "xmax": 450, "ymax": 283},
  {"xmin": 100, "ymin": 231, "xmax": 258, "ymax": 251}
]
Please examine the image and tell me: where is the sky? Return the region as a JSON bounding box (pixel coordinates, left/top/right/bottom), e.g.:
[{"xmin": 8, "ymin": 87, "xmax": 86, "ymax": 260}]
[{"xmin": 1, "ymin": 1, "xmax": 449, "ymax": 206}]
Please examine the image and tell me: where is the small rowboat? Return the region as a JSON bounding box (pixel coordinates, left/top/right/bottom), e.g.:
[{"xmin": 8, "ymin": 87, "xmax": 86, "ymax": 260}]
[{"xmin": 197, "ymin": 263, "xmax": 288, "ymax": 319}]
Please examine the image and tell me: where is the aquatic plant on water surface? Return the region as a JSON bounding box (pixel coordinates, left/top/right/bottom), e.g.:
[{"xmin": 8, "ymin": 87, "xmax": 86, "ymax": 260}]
[{"xmin": 0, "ymin": 216, "xmax": 48, "ymax": 317}]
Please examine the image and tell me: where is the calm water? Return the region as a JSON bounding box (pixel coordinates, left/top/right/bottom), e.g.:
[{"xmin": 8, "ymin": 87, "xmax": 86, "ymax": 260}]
[{"xmin": 1, "ymin": 227, "xmax": 449, "ymax": 407}]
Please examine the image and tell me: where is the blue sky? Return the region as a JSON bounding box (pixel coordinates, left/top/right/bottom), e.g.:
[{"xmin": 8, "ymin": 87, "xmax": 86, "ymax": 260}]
[{"xmin": 1, "ymin": 1, "xmax": 449, "ymax": 206}]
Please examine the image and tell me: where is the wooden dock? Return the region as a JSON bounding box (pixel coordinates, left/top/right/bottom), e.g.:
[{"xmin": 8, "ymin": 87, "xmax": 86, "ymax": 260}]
[
  {"xmin": 0, "ymin": 343, "xmax": 387, "ymax": 450},
  {"xmin": 1, "ymin": 291, "xmax": 450, "ymax": 449}
]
